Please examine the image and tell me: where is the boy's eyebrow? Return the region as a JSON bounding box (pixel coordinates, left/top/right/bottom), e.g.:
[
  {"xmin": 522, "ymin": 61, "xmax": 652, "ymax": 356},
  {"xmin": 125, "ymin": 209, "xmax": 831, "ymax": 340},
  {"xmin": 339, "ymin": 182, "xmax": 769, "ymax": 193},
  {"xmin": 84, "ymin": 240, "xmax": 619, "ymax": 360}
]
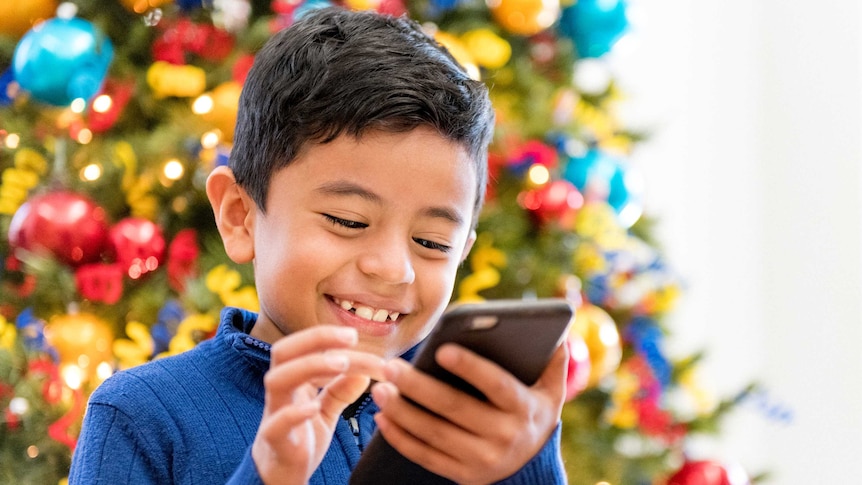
[{"xmin": 315, "ymin": 180, "xmax": 466, "ymax": 225}]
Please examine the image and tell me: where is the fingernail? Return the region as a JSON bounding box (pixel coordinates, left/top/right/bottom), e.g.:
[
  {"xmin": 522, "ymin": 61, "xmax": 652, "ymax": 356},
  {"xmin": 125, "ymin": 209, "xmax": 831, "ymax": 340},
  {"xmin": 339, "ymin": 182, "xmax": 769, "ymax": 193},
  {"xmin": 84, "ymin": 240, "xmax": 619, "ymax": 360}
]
[
  {"xmin": 325, "ymin": 352, "xmax": 349, "ymax": 371},
  {"xmin": 334, "ymin": 327, "xmax": 358, "ymax": 344},
  {"xmin": 371, "ymin": 382, "xmax": 393, "ymax": 407}
]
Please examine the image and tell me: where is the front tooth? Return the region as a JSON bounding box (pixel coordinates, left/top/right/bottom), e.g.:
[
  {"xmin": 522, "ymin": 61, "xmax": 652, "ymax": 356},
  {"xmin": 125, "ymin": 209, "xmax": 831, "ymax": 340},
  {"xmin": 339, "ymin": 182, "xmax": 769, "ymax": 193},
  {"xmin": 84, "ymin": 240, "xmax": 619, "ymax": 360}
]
[
  {"xmin": 355, "ymin": 305, "xmax": 374, "ymax": 320},
  {"xmin": 388, "ymin": 311, "xmax": 400, "ymax": 321},
  {"xmin": 372, "ymin": 309, "xmax": 389, "ymax": 322},
  {"xmin": 340, "ymin": 299, "xmax": 354, "ymax": 311}
]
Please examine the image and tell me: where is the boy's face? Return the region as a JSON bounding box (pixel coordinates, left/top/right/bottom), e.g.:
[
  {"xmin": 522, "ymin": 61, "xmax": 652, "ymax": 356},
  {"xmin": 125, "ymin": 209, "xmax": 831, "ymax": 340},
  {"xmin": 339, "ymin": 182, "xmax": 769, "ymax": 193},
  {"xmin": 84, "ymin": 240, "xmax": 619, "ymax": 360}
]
[{"xmin": 247, "ymin": 127, "xmax": 477, "ymax": 358}]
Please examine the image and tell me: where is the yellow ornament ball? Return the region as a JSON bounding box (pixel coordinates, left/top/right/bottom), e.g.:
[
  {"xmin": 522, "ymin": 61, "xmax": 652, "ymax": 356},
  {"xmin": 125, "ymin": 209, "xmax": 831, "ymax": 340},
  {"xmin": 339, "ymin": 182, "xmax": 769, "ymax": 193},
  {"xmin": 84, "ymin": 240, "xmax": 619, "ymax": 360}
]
[
  {"xmin": 201, "ymin": 81, "xmax": 243, "ymax": 141},
  {"xmin": 570, "ymin": 302, "xmax": 621, "ymax": 387},
  {"xmin": 45, "ymin": 313, "xmax": 114, "ymax": 381},
  {"xmin": 461, "ymin": 28, "xmax": 512, "ymax": 69},
  {"xmin": 0, "ymin": 0, "xmax": 57, "ymax": 39},
  {"xmin": 434, "ymin": 31, "xmax": 480, "ymax": 80},
  {"xmin": 488, "ymin": 0, "xmax": 560, "ymax": 37}
]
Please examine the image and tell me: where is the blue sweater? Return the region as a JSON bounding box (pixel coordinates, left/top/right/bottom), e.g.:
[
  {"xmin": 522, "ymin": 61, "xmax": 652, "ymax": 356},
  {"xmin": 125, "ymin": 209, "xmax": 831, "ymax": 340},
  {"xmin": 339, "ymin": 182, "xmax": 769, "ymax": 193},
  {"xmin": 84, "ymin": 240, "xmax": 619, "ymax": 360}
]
[{"xmin": 69, "ymin": 307, "xmax": 567, "ymax": 484}]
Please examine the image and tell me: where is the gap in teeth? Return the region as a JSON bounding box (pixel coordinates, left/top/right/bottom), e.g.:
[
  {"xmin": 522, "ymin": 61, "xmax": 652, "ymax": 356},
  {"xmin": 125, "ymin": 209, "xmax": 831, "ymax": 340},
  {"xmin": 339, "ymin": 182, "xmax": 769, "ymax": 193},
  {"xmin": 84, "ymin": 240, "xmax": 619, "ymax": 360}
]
[{"xmin": 337, "ymin": 299, "xmax": 399, "ymax": 322}]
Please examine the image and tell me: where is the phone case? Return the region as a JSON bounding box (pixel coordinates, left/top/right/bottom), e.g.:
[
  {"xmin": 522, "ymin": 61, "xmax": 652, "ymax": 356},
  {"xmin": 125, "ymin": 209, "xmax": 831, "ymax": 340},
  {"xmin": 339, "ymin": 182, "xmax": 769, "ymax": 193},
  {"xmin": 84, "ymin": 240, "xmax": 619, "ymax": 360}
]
[{"xmin": 349, "ymin": 298, "xmax": 575, "ymax": 485}]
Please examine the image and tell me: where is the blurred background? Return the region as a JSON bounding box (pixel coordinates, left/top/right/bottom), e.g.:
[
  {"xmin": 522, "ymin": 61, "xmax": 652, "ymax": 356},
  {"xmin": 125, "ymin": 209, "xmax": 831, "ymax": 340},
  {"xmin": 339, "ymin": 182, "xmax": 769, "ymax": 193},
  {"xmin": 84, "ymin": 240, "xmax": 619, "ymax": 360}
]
[
  {"xmin": 624, "ymin": 0, "xmax": 862, "ymax": 482},
  {"xmin": 3, "ymin": 0, "xmax": 860, "ymax": 483}
]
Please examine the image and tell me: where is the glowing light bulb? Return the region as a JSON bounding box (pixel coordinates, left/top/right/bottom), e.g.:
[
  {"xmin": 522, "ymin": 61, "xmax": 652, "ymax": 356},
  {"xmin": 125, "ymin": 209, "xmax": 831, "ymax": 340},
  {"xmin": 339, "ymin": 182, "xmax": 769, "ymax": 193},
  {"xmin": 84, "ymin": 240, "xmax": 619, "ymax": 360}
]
[
  {"xmin": 163, "ymin": 159, "xmax": 185, "ymax": 180},
  {"xmin": 77, "ymin": 128, "xmax": 93, "ymax": 144},
  {"xmin": 81, "ymin": 163, "xmax": 103, "ymax": 181},
  {"xmin": 528, "ymin": 164, "xmax": 550, "ymax": 185},
  {"xmin": 4, "ymin": 133, "xmax": 20, "ymax": 149},
  {"xmin": 92, "ymin": 94, "xmax": 113, "ymax": 113},
  {"xmin": 201, "ymin": 130, "xmax": 221, "ymax": 149},
  {"xmin": 70, "ymin": 98, "xmax": 87, "ymax": 113},
  {"xmin": 61, "ymin": 364, "xmax": 84, "ymax": 390},
  {"xmin": 192, "ymin": 95, "xmax": 214, "ymax": 115}
]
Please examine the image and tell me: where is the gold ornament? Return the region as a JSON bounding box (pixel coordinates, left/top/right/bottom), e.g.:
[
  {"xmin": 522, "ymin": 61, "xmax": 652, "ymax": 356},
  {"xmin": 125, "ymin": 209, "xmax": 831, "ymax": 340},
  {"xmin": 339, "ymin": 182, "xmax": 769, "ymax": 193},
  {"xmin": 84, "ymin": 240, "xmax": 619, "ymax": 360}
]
[
  {"xmin": 488, "ymin": 0, "xmax": 560, "ymax": 37},
  {"xmin": 570, "ymin": 302, "xmax": 621, "ymax": 387},
  {"xmin": 45, "ymin": 313, "xmax": 115, "ymax": 386},
  {"xmin": 461, "ymin": 28, "xmax": 512, "ymax": 69},
  {"xmin": 0, "ymin": 0, "xmax": 57, "ymax": 39}
]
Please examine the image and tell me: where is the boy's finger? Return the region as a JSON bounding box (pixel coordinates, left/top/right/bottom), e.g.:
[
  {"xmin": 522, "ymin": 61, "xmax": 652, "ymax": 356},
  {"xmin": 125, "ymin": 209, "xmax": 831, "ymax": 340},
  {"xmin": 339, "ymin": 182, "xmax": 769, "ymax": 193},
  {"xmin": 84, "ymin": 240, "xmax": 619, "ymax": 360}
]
[
  {"xmin": 318, "ymin": 374, "xmax": 372, "ymax": 421},
  {"xmin": 265, "ymin": 350, "xmax": 385, "ymax": 409},
  {"xmin": 532, "ymin": 343, "xmax": 568, "ymax": 406},
  {"xmin": 269, "ymin": 325, "xmax": 359, "ymax": 367},
  {"xmin": 433, "ymin": 344, "xmax": 527, "ymax": 411}
]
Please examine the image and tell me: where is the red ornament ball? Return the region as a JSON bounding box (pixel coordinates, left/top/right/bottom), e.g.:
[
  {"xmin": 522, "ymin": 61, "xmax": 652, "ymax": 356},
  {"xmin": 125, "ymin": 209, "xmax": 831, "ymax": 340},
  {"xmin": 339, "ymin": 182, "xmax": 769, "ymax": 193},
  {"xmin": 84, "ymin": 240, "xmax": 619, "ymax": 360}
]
[
  {"xmin": 519, "ymin": 180, "xmax": 584, "ymax": 228},
  {"xmin": 109, "ymin": 217, "xmax": 166, "ymax": 279},
  {"xmin": 565, "ymin": 333, "xmax": 591, "ymax": 401},
  {"xmin": 667, "ymin": 459, "xmax": 746, "ymax": 485},
  {"xmin": 8, "ymin": 191, "xmax": 109, "ymax": 267}
]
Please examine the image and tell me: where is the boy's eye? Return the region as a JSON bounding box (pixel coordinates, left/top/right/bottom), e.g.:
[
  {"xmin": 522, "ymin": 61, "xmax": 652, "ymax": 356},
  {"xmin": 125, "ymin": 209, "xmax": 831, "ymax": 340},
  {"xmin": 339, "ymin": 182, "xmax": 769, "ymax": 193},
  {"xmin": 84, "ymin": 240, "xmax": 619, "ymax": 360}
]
[
  {"xmin": 413, "ymin": 237, "xmax": 452, "ymax": 253},
  {"xmin": 323, "ymin": 213, "xmax": 368, "ymax": 229}
]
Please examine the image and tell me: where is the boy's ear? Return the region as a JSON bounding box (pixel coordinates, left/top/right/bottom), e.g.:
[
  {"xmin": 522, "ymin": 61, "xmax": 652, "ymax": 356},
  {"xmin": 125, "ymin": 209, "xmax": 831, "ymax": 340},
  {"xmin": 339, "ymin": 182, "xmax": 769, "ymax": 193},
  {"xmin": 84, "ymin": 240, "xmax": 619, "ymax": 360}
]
[
  {"xmin": 206, "ymin": 166, "xmax": 256, "ymax": 264},
  {"xmin": 459, "ymin": 229, "xmax": 477, "ymax": 264}
]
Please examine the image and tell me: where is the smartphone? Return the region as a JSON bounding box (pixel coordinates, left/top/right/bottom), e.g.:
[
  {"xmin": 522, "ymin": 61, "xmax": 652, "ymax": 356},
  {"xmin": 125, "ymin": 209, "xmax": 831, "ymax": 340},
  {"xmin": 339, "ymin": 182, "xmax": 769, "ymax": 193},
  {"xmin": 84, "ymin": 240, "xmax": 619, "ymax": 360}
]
[{"xmin": 349, "ymin": 298, "xmax": 575, "ymax": 485}]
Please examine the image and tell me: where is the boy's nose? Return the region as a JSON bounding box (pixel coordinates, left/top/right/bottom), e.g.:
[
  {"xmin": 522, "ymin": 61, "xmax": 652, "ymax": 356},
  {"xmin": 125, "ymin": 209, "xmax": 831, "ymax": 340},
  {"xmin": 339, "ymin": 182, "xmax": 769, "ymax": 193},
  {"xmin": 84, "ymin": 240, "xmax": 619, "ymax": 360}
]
[{"xmin": 356, "ymin": 238, "xmax": 416, "ymax": 285}]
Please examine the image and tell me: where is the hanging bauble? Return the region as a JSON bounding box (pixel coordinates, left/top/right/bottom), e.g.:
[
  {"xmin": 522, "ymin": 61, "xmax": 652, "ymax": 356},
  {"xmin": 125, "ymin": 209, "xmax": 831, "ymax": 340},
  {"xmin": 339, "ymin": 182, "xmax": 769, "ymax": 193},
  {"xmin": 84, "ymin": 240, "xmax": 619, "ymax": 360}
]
[
  {"xmin": 488, "ymin": 0, "xmax": 560, "ymax": 37},
  {"xmin": 461, "ymin": 28, "xmax": 512, "ymax": 70},
  {"xmin": 570, "ymin": 302, "xmax": 621, "ymax": 387},
  {"xmin": 109, "ymin": 217, "xmax": 166, "ymax": 279},
  {"xmin": 564, "ymin": 332, "xmax": 591, "ymax": 401},
  {"xmin": 606, "ymin": 158, "xmax": 644, "ymax": 228},
  {"xmin": 0, "ymin": 0, "xmax": 57, "ymax": 39},
  {"xmin": 519, "ymin": 179, "xmax": 583, "ymax": 229},
  {"xmin": 75, "ymin": 262, "xmax": 124, "ymax": 304},
  {"xmin": 8, "ymin": 190, "xmax": 110, "ymax": 267},
  {"xmin": 666, "ymin": 459, "xmax": 749, "ymax": 485},
  {"xmin": 559, "ymin": 0, "xmax": 629, "ymax": 58},
  {"xmin": 12, "ymin": 16, "xmax": 114, "ymax": 106},
  {"xmin": 562, "ymin": 148, "xmax": 643, "ymax": 227},
  {"xmin": 45, "ymin": 312, "xmax": 114, "ymax": 383}
]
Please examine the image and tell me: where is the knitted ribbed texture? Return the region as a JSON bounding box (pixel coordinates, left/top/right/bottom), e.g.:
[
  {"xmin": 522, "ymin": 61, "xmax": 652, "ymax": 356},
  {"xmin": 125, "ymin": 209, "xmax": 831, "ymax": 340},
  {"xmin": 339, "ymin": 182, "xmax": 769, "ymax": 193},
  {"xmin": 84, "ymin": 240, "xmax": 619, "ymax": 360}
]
[{"xmin": 69, "ymin": 307, "xmax": 565, "ymax": 484}]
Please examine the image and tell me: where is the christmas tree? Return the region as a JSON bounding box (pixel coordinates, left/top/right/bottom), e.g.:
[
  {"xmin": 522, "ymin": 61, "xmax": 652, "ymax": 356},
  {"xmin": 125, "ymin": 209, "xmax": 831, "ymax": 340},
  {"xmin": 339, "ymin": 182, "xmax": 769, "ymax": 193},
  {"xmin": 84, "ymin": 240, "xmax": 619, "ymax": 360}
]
[{"xmin": 1, "ymin": 0, "xmax": 749, "ymax": 483}]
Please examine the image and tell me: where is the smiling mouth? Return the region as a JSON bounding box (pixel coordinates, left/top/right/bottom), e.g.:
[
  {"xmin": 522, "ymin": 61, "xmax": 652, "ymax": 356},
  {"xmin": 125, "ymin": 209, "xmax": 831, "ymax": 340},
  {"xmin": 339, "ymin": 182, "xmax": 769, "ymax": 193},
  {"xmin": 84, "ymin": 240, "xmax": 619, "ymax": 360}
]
[{"xmin": 332, "ymin": 297, "xmax": 401, "ymax": 323}]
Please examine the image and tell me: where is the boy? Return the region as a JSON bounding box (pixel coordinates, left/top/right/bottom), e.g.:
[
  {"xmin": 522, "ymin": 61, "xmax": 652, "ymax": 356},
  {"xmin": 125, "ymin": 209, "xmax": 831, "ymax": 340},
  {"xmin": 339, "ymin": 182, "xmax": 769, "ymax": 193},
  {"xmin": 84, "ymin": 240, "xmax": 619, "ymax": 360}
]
[{"xmin": 70, "ymin": 7, "xmax": 569, "ymax": 484}]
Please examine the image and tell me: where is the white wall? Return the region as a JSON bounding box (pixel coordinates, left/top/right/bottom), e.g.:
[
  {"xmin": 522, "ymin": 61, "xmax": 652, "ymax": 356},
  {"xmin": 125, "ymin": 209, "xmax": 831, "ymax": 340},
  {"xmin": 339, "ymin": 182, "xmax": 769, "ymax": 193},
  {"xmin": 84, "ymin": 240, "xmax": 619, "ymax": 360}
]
[{"xmin": 616, "ymin": 0, "xmax": 862, "ymax": 482}]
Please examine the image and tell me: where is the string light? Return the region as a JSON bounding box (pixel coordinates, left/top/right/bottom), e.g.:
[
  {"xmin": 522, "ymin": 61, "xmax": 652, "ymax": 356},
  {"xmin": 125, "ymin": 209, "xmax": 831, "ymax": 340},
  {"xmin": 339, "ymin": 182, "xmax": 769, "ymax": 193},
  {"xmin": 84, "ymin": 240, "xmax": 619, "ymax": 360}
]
[
  {"xmin": 92, "ymin": 94, "xmax": 113, "ymax": 113},
  {"xmin": 192, "ymin": 94, "xmax": 214, "ymax": 115},
  {"xmin": 26, "ymin": 445, "xmax": 39, "ymax": 459},
  {"xmin": 201, "ymin": 130, "xmax": 221, "ymax": 149},
  {"xmin": 61, "ymin": 365, "xmax": 84, "ymax": 390},
  {"xmin": 528, "ymin": 163, "xmax": 551, "ymax": 185},
  {"xmin": 163, "ymin": 159, "xmax": 185, "ymax": 181},
  {"xmin": 70, "ymin": 98, "xmax": 87, "ymax": 113},
  {"xmin": 76, "ymin": 128, "xmax": 93, "ymax": 144},
  {"xmin": 4, "ymin": 133, "xmax": 20, "ymax": 149},
  {"xmin": 81, "ymin": 163, "xmax": 103, "ymax": 181}
]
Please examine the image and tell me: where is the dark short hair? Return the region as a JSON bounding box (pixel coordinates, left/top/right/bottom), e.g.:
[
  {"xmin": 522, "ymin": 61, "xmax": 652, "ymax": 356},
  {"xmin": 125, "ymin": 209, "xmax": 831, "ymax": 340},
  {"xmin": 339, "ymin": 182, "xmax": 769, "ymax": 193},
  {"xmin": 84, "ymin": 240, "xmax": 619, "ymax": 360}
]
[{"xmin": 229, "ymin": 7, "xmax": 494, "ymax": 226}]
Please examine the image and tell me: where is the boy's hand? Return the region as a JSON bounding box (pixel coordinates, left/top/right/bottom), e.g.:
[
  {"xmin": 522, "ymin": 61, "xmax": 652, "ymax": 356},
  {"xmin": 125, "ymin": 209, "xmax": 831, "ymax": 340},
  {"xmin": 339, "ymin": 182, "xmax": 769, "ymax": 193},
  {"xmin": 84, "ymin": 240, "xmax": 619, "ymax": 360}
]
[
  {"xmin": 370, "ymin": 342, "xmax": 568, "ymax": 485},
  {"xmin": 252, "ymin": 326, "xmax": 385, "ymax": 485}
]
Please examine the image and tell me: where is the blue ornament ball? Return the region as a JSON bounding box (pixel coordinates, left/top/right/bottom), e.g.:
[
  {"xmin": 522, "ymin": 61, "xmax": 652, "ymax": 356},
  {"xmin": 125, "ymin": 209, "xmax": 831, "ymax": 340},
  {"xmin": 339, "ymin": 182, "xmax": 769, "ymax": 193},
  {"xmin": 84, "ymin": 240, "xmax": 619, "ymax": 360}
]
[
  {"xmin": 559, "ymin": 0, "xmax": 629, "ymax": 58},
  {"xmin": 563, "ymin": 148, "xmax": 643, "ymax": 227},
  {"xmin": 293, "ymin": 0, "xmax": 334, "ymax": 21},
  {"xmin": 12, "ymin": 17, "xmax": 114, "ymax": 106},
  {"xmin": 562, "ymin": 148, "xmax": 616, "ymax": 192},
  {"xmin": 607, "ymin": 159, "xmax": 643, "ymax": 227}
]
